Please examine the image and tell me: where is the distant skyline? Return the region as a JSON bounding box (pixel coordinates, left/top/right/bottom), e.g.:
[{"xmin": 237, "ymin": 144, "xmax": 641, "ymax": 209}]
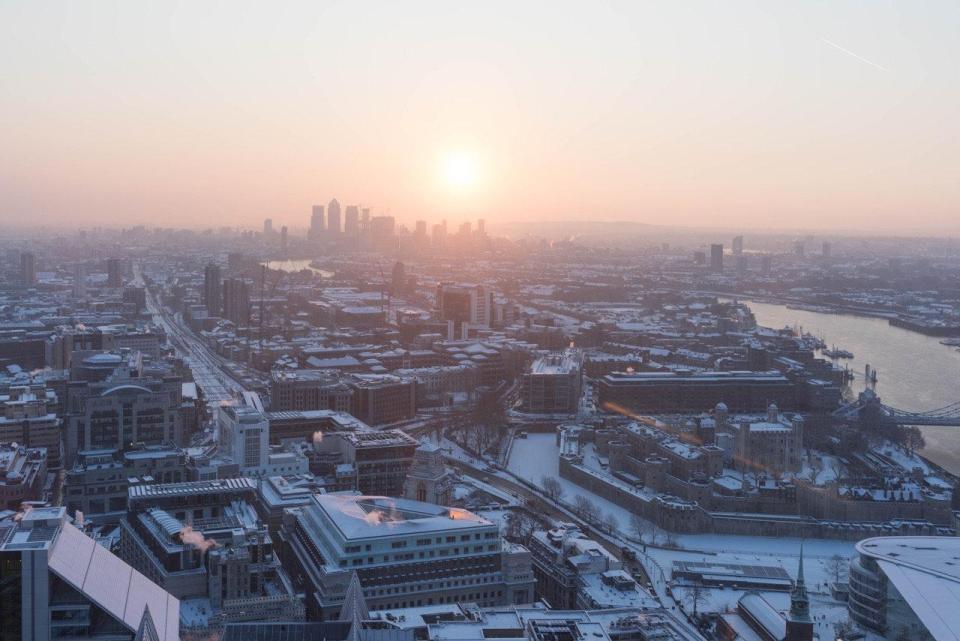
[{"xmin": 2, "ymin": 1, "xmax": 959, "ymax": 234}]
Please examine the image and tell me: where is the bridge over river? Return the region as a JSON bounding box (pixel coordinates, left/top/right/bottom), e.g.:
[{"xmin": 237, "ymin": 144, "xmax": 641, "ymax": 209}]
[{"xmin": 834, "ymin": 389, "xmax": 960, "ymax": 427}]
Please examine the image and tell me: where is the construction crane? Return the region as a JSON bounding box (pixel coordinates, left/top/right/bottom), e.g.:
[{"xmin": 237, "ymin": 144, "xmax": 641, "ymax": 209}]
[{"xmin": 378, "ymin": 263, "xmax": 391, "ymax": 321}]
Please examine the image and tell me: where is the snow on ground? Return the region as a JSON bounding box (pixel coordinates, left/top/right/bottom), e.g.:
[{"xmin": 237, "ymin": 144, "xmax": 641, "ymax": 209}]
[
  {"xmin": 507, "ymin": 432, "xmax": 637, "ymax": 532},
  {"xmin": 647, "ymin": 536, "xmax": 855, "ymax": 606}
]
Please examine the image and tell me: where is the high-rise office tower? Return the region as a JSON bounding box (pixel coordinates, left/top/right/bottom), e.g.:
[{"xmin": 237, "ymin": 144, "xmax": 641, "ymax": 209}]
[
  {"xmin": 344, "ymin": 205, "xmax": 359, "ymax": 238},
  {"xmin": 203, "ymin": 262, "xmax": 222, "ymax": 316},
  {"xmin": 222, "ymin": 278, "xmax": 251, "ymax": 324},
  {"xmin": 264, "ymin": 218, "xmax": 273, "ymax": 235},
  {"xmin": 732, "ymin": 235, "xmax": 744, "ymax": 255},
  {"xmin": 477, "ymin": 218, "xmax": 486, "ymax": 235},
  {"xmin": 106, "ymin": 257, "xmax": 123, "ymax": 287},
  {"xmin": 73, "ymin": 264, "xmax": 87, "ymax": 298},
  {"xmin": 436, "ymin": 282, "xmax": 493, "ymax": 339},
  {"xmin": 360, "ymin": 207, "xmax": 370, "ymax": 231},
  {"xmin": 19, "ymin": 251, "xmax": 36, "ymax": 286},
  {"xmin": 415, "ymin": 220, "xmax": 427, "ymax": 237},
  {"xmin": 310, "ymin": 205, "xmax": 325, "ymax": 238},
  {"xmin": 280, "ymin": 225, "xmax": 289, "ymax": 256},
  {"xmin": 710, "ymin": 244, "xmax": 724, "ymax": 272},
  {"xmin": 327, "ymin": 198, "xmax": 341, "ymax": 234},
  {"xmin": 761, "ymin": 254, "xmax": 773, "ymax": 274}
]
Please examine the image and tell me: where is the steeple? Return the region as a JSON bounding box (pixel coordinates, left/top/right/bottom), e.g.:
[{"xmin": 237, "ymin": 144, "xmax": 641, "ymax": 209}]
[
  {"xmin": 785, "ymin": 543, "xmax": 813, "ymax": 641},
  {"xmin": 340, "ymin": 572, "xmax": 370, "ymax": 623},
  {"xmin": 789, "ymin": 543, "xmax": 810, "ymax": 620}
]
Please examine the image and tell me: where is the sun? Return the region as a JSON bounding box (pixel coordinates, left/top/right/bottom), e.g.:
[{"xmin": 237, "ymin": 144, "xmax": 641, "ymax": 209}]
[{"xmin": 440, "ymin": 151, "xmax": 479, "ymax": 190}]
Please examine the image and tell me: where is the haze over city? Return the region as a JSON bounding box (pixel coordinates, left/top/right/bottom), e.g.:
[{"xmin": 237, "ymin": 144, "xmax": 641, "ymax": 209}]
[
  {"xmin": 3, "ymin": 1, "xmax": 960, "ymax": 234},
  {"xmin": 5, "ymin": 4, "xmax": 960, "ymax": 641}
]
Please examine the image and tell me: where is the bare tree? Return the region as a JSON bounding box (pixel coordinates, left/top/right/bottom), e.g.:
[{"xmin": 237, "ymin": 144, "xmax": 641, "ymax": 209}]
[
  {"xmin": 573, "ymin": 495, "xmax": 599, "ymax": 522},
  {"xmin": 504, "ymin": 510, "xmax": 538, "ymax": 544},
  {"xmin": 602, "ymin": 511, "xmax": 619, "ymax": 533},
  {"xmin": 826, "ymin": 554, "xmax": 848, "ymax": 585},
  {"xmin": 684, "ymin": 584, "xmax": 708, "ymax": 618},
  {"xmin": 630, "ymin": 513, "xmax": 653, "ymax": 544},
  {"xmin": 833, "ymin": 620, "xmax": 856, "ymax": 640},
  {"xmin": 541, "ymin": 476, "xmax": 564, "ymax": 503}
]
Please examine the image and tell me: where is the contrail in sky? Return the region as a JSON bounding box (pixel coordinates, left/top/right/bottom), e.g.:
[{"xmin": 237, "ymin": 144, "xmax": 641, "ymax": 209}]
[{"xmin": 821, "ymin": 38, "xmax": 890, "ymax": 73}]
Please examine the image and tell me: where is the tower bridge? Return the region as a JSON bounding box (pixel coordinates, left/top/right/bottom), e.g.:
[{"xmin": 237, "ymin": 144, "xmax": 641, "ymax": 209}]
[{"xmin": 833, "ymin": 389, "xmax": 960, "ymax": 427}]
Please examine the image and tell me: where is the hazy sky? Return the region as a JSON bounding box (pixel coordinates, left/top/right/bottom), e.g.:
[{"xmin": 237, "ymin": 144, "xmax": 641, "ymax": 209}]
[{"xmin": 2, "ymin": 1, "xmax": 959, "ymax": 233}]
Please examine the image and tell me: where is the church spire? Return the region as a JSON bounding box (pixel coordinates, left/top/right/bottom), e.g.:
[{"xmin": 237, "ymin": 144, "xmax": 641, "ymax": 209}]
[{"xmin": 789, "ymin": 542, "xmax": 810, "ymax": 622}]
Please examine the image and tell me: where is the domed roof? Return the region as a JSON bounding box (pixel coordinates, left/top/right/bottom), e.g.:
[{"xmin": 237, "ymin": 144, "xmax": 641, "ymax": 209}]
[{"xmin": 715, "ymin": 402, "xmax": 728, "ymax": 412}]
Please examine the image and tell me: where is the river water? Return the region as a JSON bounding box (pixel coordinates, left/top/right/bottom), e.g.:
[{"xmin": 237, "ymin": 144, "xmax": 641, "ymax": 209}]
[
  {"xmin": 261, "ymin": 259, "xmax": 334, "ymax": 278},
  {"xmin": 745, "ymin": 301, "xmax": 960, "ymax": 474}
]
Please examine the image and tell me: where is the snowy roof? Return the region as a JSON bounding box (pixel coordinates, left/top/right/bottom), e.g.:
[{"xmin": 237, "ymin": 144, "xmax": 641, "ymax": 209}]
[
  {"xmin": 47, "ymin": 522, "xmax": 180, "ymax": 641},
  {"xmin": 309, "ymin": 494, "xmax": 494, "ymax": 541},
  {"xmin": 858, "ymin": 536, "xmax": 960, "ymax": 641}
]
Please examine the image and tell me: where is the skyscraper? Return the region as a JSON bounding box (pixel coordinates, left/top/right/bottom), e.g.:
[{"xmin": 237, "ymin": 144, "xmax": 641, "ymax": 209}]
[
  {"xmin": 310, "ymin": 205, "xmax": 325, "ymax": 238},
  {"xmin": 73, "ymin": 263, "xmax": 87, "ymax": 298},
  {"xmin": 19, "ymin": 251, "xmax": 36, "ymax": 286},
  {"xmin": 344, "ymin": 205, "xmax": 359, "ymax": 237},
  {"xmin": 264, "ymin": 218, "xmax": 273, "ymax": 235},
  {"xmin": 222, "ymin": 278, "xmax": 251, "ymax": 324},
  {"xmin": 710, "ymin": 244, "xmax": 724, "ymax": 272},
  {"xmin": 280, "ymin": 225, "xmax": 289, "ymax": 256},
  {"xmin": 477, "ymin": 218, "xmax": 486, "ymax": 235},
  {"xmin": 327, "ymin": 198, "xmax": 341, "ymax": 234},
  {"xmin": 106, "ymin": 257, "xmax": 123, "ymax": 287},
  {"xmin": 203, "ymin": 262, "xmax": 222, "ymax": 316},
  {"xmin": 732, "ymin": 235, "xmax": 744, "ymax": 255}
]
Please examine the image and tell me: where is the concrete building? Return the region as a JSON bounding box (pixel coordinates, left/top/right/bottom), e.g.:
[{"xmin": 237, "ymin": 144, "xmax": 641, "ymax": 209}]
[
  {"xmin": 348, "ymin": 374, "xmax": 416, "ymax": 425},
  {"xmin": 848, "ymin": 536, "xmax": 960, "ymax": 640},
  {"xmin": 315, "ymin": 430, "xmax": 418, "ymax": 496},
  {"xmin": 218, "ymin": 405, "xmax": 309, "ymax": 479},
  {"xmin": 520, "ymin": 352, "xmax": 582, "ymax": 414},
  {"xmin": 404, "ymin": 443, "xmax": 455, "ymax": 505},
  {"xmin": 527, "ymin": 525, "xmax": 656, "ymax": 612},
  {"xmin": 0, "ymin": 384, "xmax": 63, "ymax": 469},
  {"xmin": 393, "ymin": 363, "xmax": 478, "ymax": 408},
  {"xmin": 120, "ymin": 478, "xmax": 303, "ymax": 632},
  {"xmin": 222, "ymin": 278, "xmax": 250, "ymax": 325},
  {"xmin": 436, "ymin": 283, "xmax": 494, "ymax": 340},
  {"xmin": 597, "ymin": 370, "xmax": 795, "ymax": 414},
  {"xmin": 710, "ymin": 244, "xmax": 724, "ymax": 272},
  {"xmin": 106, "ymin": 257, "xmax": 124, "ymax": 287},
  {"xmin": 19, "ymin": 251, "xmax": 37, "ymax": 286},
  {"xmin": 328, "ymin": 198, "xmax": 342, "ymax": 234},
  {"xmin": 0, "ymin": 443, "xmax": 48, "ymax": 509},
  {"xmin": 0, "ymin": 506, "xmax": 179, "ymax": 641},
  {"xmin": 270, "ymin": 370, "xmax": 354, "ymax": 412},
  {"xmin": 63, "ymin": 444, "xmax": 188, "ymax": 522},
  {"xmin": 279, "ymin": 494, "xmax": 535, "ymax": 620},
  {"xmin": 203, "ymin": 263, "xmax": 222, "ymax": 316}
]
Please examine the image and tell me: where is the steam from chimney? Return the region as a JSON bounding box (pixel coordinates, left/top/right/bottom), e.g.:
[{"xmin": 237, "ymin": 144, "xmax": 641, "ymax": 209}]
[
  {"xmin": 180, "ymin": 525, "xmax": 219, "ymax": 554},
  {"xmin": 312, "ymin": 430, "xmax": 324, "ymax": 447},
  {"xmin": 75, "ymin": 510, "xmax": 85, "ymax": 527},
  {"xmin": 363, "ymin": 509, "xmax": 384, "ymax": 526},
  {"xmin": 13, "ymin": 503, "xmax": 34, "ymax": 522}
]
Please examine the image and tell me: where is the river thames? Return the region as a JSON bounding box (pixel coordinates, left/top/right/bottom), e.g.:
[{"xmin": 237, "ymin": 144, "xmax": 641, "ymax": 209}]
[{"xmin": 744, "ymin": 301, "xmax": 960, "ymax": 474}]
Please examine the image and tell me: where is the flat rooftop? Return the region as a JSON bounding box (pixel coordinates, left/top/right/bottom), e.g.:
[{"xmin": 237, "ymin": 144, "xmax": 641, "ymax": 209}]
[{"xmin": 309, "ymin": 493, "xmax": 493, "ymax": 541}]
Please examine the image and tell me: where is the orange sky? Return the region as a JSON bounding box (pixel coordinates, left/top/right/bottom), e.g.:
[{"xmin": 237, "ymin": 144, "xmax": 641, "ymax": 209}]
[{"xmin": 2, "ymin": 2, "xmax": 959, "ymax": 234}]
